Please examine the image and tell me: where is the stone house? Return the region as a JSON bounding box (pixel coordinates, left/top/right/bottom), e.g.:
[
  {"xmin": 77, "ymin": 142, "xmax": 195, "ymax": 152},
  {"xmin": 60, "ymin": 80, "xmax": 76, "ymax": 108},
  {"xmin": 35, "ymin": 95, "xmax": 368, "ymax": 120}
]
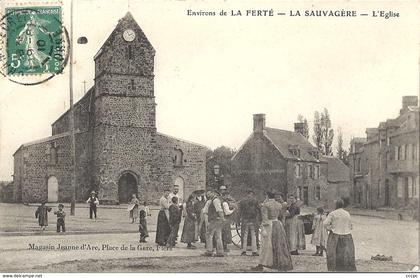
[
  {"xmin": 321, "ymin": 156, "xmax": 351, "ymax": 209},
  {"xmin": 12, "ymin": 12, "xmax": 207, "ymax": 204},
  {"xmin": 231, "ymin": 114, "xmax": 334, "ymax": 206},
  {"xmin": 349, "ymin": 96, "xmax": 419, "ymax": 209}
]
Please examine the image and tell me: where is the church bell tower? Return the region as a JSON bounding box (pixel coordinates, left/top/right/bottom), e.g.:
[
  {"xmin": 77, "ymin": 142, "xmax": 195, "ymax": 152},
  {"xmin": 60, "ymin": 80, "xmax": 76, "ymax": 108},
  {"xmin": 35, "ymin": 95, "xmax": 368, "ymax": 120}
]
[{"xmin": 91, "ymin": 12, "xmax": 157, "ymax": 203}]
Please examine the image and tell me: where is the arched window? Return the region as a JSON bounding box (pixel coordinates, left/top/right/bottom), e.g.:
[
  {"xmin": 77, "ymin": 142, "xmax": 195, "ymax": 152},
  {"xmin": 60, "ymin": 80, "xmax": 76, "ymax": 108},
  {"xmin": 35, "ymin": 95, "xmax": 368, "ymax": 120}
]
[{"xmin": 174, "ymin": 148, "xmax": 183, "ymax": 166}]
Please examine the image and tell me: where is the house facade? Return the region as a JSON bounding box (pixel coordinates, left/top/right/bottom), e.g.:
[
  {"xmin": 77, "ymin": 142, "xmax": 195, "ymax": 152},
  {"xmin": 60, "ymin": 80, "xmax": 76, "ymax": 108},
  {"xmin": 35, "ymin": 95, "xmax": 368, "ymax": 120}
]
[
  {"xmin": 231, "ymin": 114, "xmax": 349, "ymax": 208},
  {"xmin": 349, "ymin": 96, "xmax": 419, "ymax": 209}
]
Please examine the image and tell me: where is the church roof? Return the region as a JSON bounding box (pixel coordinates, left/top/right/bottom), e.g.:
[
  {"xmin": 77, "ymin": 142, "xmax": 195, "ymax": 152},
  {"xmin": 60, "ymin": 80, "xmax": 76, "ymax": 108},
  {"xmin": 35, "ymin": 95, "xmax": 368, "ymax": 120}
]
[
  {"xmin": 157, "ymin": 132, "xmax": 209, "ymax": 150},
  {"xmin": 94, "ymin": 12, "xmax": 154, "ymax": 61}
]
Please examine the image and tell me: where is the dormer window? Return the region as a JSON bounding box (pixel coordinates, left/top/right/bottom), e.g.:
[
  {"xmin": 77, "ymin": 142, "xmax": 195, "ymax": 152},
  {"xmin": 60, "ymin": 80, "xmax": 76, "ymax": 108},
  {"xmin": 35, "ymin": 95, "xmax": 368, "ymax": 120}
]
[
  {"xmin": 309, "ymin": 149, "xmax": 320, "ymax": 160},
  {"xmin": 289, "ymin": 145, "xmax": 300, "ymax": 157}
]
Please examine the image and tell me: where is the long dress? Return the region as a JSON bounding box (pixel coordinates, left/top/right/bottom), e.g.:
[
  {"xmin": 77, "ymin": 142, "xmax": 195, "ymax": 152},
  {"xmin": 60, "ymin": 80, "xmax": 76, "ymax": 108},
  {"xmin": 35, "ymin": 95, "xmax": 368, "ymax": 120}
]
[
  {"xmin": 155, "ymin": 195, "xmax": 171, "ymax": 246},
  {"xmin": 194, "ymin": 197, "xmax": 206, "ymax": 242},
  {"xmin": 311, "ymin": 214, "xmax": 327, "ymax": 248},
  {"xmin": 259, "ymin": 199, "xmax": 293, "ymax": 271},
  {"xmin": 285, "ymin": 203, "xmax": 306, "ymax": 251},
  {"xmin": 128, "ymin": 197, "xmax": 140, "ymax": 221},
  {"xmin": 35, "ymin": 205, "xmax": 52, "ymax": 226},
  {"xmin": 181, "ymin": 198, "xmax": 197, "ymax": 244},
  {"xmin": 324, "ymin": 208, "xmax": 356, "ymax": 271}
]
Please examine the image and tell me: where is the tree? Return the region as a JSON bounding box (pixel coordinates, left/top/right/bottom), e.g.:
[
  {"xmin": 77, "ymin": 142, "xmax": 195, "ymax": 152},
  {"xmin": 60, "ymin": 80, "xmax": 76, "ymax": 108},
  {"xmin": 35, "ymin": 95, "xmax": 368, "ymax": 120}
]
[
  {"xmin": 336, "ymin": 127, "xmax": 349, "ymax": 165},
  {"xmin": 312, "ymin": 111, "xmax": 323, "ymax": 153},
  {"xmin": 206, "ymin": 146, "xmax": 236, "ymax": 190},
  {"xmin": 297, "ymin": 114, "xmax": 309, "ymax": 139},
  {"xmin": 312, "ymin": 108, "xmax": 334, "ymax": 156},
  {"xmin": 321, "ymin": 108, "xmax": 334, "ymax": 156}
]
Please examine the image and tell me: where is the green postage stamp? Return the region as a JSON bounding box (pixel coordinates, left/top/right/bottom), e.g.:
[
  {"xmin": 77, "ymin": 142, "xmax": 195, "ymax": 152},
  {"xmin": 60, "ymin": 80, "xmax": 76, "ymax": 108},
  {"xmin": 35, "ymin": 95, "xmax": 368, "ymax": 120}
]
[{"xmin": 4, "ymin": 6, "xmax": 65, "ymax": 76}]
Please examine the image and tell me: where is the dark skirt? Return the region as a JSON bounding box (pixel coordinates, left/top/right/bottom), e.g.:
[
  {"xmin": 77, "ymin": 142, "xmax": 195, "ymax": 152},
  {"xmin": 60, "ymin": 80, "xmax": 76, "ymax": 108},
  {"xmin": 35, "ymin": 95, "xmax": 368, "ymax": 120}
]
[
  {"xmin": 155, "ymin": 210, "xmax": 170, "ymax": 245},
  {"xmin": 181, "ymin": 215, "xmax": 196, "ymax": 244},
  {"xmin": 326, "ymin": 232, "xmax": 356, "ymax": 272},
  {"xmin": 139, "ymin": 218, "xmax": 148, "ymax": 237},
  {"xmin": 272, "ymin": 220, "xmax": 293, "ymax": 271}
]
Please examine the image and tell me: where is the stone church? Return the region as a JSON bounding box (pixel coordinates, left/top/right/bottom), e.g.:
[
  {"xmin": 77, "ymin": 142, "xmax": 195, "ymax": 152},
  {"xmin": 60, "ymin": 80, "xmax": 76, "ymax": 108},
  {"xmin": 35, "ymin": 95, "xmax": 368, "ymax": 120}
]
[{"xmin": 13, "ymin": 12, "xmax": 208, "ymax": 204}]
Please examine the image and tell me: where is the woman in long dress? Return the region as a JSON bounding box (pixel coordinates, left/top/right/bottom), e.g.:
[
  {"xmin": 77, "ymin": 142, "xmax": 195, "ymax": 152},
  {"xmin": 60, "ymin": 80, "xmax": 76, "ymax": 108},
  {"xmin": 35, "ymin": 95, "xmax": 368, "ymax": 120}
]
[
  {"xmin": 155, "ymin": 189, "xmax": 171, "ymax": 246},
  {"xmin": 311, "ymin": 207, "xmax": 328, "ymax": 256},
  {"xmin": 285, "ymin": 195, "xmax": 306, "ymax": 255},
  {"xmin": 181, "ymin": 194, "xmax": 197, "ymax": 248},
  {"xmin": 324, "ymin": 198, "xmax": 356, "ymax": 271},
  {"xmin": 128, "ymin": 194, "xmax": 140, "ymax": 223},
  {"xmin": 252, "ymin": 191, "xmax": 293, "ymax": 272}
]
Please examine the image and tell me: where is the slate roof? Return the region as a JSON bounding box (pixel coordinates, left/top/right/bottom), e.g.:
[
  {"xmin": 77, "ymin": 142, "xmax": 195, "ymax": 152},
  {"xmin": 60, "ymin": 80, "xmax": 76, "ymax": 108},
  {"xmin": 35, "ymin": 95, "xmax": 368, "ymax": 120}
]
[
  {"xmin": 264, "ymin": 127, "xmax": 320, "ymax": 162},
  {"xmin": 321, "ymin": 156, "xmax": 350, "ymax": 182}
]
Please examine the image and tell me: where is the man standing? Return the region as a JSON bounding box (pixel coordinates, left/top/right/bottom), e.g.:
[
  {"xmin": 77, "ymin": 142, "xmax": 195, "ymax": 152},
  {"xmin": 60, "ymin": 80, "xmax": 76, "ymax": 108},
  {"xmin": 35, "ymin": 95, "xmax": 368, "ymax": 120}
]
[
  {"xmin": 169, "ymin": 185, "xmax": 182, "ymax": 206},
  {"xmin": 219, "ymin": 185, "xmax": 235, "ymax": 253},
  {"xmin": 168, "ymin": 185, "xmax": 182, "ymax": 242},
  {"xmin": 202, "ymin": 190, "xmax": 225, "ymax": 257},
  {"xmin": 86, "ymin": 191, "xmax": 99, "ymax": 220},
  {"xmin": 238, "ymin": 189, "xmax": 260, "ymax": 256}
]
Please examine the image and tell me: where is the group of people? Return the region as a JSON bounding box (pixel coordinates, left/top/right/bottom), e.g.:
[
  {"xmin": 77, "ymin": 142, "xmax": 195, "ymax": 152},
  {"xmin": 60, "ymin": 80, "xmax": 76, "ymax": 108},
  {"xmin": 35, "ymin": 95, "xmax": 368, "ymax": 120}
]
[
  {"xmin": 153, "ymin": 184, "xmax": 356, "ymax": 272},
  {"xmin": 35, "ymin": 202, "xmax": 66, "ymax": 233},
  {"xmin": 34, "ymin": 185, "xmax": 356, "ymax": 272}
]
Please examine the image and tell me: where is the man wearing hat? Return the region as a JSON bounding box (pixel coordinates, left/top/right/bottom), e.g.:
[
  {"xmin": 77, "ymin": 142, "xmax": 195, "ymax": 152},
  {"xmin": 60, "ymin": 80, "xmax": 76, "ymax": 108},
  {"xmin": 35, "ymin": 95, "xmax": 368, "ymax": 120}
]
[
  {"xmin": 238, "ymin": 189, "xmax": 260, "ymax": 256},
  {"xmin": 202, "ymin": 190, "xmax": 225, "ymax": 257},
  {"xmin": 86, "ymin": 191, "xmax": 99, "ymax": 220},
  {"xmin": 219, "ymin": 185, "xmax": 236, "ymax": 253}
]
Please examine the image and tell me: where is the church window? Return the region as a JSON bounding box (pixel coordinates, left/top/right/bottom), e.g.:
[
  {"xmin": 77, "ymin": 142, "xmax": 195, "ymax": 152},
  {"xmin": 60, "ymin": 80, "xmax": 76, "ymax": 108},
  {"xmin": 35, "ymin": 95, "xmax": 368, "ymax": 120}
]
[
  {"xmin": 129, "ymin": 79, "xmax": 135, "ymax": 90},
  {"xmin": 174, "ymin": 149, "xmax": 184, "ymax": 166},
  {"xmin": 50, "ymin": 143, "xmax": 58, "ymax": 165},
  {"xmin": 128, "ymin": 45, "xmax": 133, "ymax": 60}
]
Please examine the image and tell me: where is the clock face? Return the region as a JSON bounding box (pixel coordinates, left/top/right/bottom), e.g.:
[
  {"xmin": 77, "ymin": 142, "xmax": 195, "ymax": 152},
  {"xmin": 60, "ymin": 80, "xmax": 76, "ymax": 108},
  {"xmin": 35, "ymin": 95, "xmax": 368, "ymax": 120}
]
[{"xmin": 123, "ymin": 29, "xmax": 136, "ymax": 42}]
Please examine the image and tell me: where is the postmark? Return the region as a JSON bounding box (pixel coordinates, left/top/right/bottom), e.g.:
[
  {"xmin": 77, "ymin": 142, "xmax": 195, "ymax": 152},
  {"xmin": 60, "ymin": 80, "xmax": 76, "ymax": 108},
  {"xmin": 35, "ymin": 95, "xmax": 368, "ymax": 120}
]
[{"xmin": 0, "ymin": 5, "xmax": 69, "ymax": 85}]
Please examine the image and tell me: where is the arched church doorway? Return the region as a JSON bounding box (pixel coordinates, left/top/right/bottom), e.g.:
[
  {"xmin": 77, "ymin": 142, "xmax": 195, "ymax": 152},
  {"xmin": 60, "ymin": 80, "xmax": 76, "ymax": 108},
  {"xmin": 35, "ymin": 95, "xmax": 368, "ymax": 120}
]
[
  {"xmin": 174, "ymin": 176, "xmax": 184, "ymax": 203},
  {"xmin": 47, "ymin": 176, "xmax": 59, "ymax": 202},
  {"xmin": 118, "ymin": 172, "xmax": 138, "ymax": 203}
]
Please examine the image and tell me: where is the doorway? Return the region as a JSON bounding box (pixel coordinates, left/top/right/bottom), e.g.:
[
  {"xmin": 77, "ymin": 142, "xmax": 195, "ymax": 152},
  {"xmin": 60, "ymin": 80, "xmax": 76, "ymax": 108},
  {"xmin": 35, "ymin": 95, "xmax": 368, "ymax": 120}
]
[
  {"xmin": 47, "ymin": 176, "xmax": 59, "ymax": 202},
  {"xmin": 118, "ymin": 172, "xmax": 138, "ymax": 203},
  {"xmin": 174, "ymin": 176, "xmax": 184, "ymax": 203},
  {"xmin": 384, "ymin": 179, "xmax": 390, "ymax": 206}
]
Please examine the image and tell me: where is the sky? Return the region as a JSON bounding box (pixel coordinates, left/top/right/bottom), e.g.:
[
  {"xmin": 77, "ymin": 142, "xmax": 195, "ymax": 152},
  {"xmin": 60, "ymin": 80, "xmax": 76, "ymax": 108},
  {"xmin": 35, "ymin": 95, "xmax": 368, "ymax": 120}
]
[{"xmin": 0, "ymin": 0, "xmax": 418, "ymax": 180}]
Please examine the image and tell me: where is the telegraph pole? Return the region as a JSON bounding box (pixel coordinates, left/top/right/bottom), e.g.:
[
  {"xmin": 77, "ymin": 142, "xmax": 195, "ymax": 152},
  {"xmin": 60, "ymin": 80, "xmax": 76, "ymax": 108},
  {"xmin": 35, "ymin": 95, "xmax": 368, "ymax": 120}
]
[{"xmin": 69, "ymin": 0, "xmax": 76, "ymax": 215}]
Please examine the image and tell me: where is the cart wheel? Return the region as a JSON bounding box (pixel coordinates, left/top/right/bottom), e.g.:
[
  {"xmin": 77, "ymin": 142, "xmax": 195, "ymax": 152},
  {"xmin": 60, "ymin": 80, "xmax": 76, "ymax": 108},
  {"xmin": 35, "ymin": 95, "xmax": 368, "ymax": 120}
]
[{"xmin": 231, "ymin": 222, "xmax": 242, "ymax": 248}]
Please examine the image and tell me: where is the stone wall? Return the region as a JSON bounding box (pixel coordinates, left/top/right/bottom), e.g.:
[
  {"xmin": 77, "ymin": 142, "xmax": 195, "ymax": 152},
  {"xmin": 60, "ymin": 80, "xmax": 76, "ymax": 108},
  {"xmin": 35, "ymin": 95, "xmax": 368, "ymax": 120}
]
[
  {"xmin": 286, "ymin": 160, "xmax": 328, "ymax": 208},
  {"xmin": 231, "ymin": 133, "xmax": 288, "ymax": 202},
  {"xmin": 51, "ymin": 89, "xmax": 94, "ymax": 135},
  {"xmin": 13, "ymin": 131, "xmax": 92, "ymax": 203},
  {"xmin": 155, "ymin": 133, "xmax": 207, "ymax": 203}
]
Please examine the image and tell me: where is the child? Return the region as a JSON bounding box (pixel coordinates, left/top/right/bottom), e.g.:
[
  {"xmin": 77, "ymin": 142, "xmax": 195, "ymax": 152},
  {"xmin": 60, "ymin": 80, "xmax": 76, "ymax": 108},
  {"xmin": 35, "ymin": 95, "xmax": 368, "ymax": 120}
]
[
  {"xmin": 311, "ymin": 207, "xmax": 327, "ymax": 256},
  {"xmin": 54, "ymin": 204, "xmax": 66, "ymax": 233},
  {"xmin": 139, "ymin": 201, "xmax": 151, "ymax": 243},
  {"xmin": 167, "ymin": 196, "xmax": 182, "ymax": 247},
  {"xmin": 35, "ymin": 202, "xmax": 52, "ymax": 231}
]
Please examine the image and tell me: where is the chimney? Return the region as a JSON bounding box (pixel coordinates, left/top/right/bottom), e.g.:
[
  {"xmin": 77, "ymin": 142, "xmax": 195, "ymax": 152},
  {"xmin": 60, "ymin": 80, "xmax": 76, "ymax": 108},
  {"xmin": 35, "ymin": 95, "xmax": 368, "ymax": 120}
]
[
  {"xmin": 400, "ymin": 96, "xmax": 418, "ymax": 115},
  {"xmin": 294, "ymin": 122, "xmax": 307, "ymax": 137},
  {"xmin": 253, "ymin": 114, "xmax": 266, "ymax": 133}
]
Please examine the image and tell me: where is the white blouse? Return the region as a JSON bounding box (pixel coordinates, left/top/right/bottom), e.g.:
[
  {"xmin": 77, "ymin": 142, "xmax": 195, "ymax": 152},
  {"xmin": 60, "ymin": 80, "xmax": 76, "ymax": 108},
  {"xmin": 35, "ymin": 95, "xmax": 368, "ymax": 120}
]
[{"xmin": 323, "ymin": 208, "xmax": 353, "ymax": 235}]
